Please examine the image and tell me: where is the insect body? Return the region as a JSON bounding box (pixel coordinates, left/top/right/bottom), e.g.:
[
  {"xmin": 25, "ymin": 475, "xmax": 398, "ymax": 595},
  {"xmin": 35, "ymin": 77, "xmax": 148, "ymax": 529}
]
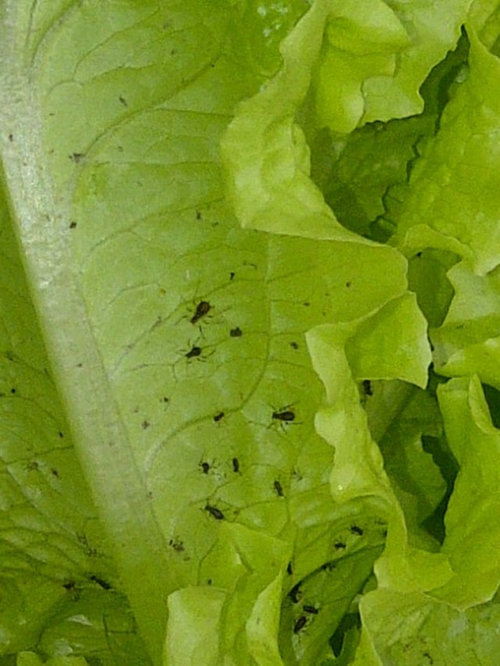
[
  {"xmin": 205, "ymin": 504, "xmax": 224, "ymax": 520},
  {"xmin": 190, "ymin": 300, "xmax": 211, "ymax": 325},
  {"xmin": 272, "ymin": 409, "xmax": 295, "ymax": 423},
  {"xmin": 294, "ymin": 616, "xmax": 307, "ymax": 634},
  {"xmin": 185, "ymin": 345, "xmax": 202, "ymax": 359}
]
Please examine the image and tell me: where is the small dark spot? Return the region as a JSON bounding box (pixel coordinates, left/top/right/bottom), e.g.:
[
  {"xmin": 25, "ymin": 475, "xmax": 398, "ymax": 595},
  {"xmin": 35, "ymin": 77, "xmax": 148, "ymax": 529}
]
[
  {"xmin": 186, "ymin": 345, "xmax": 202, "ymax": 359},
  {"xmin": 232, "ymin": 457, "xmax": 240, "ymax": 473},
  {"xmin": 10, "ymin": 388, "xmax": 16, "ymax": 394},
  {"xmin": 321, "ymin": 561, "xmax": 336, "ymax": 572},
  {"xmin": 303, "ymin": 604, "xmax": 319, "ymax": 615},
  {"xmin": 382, "ymin": 529, "xmax": 388, "ymax": 537},
  {"xmin": 190, "ymin": 300, "xmax": 211, "ymax": 325},
  {"xmin": 76, "ymin": 363, "xmax": 83, "ymax": 368},
  {"xmin": 205, "ymin": 504, "xmax": 224, "ymax": 520},
  {"xmin": 195, "ymin": 210, "xmax": 202, "ymax": 220},
  {"xmin": 69, "ymin": 221, "xmax": 77, "ymax": 229},
  {"xmin": 345, "ymin": 281, "xmax": 351, "ymax": 288},
  {"xmin": 51, "ymin": 468, "xmax": 60, "ymax": 478},
  {"xmin": 274, "ymin": 480, "xmax": 284, "ymax": 497},
  {"xmin": 63, "ymin": 580, "xmax": 76, "ymax": 592},
  {"xmin": 362, "ymin": 380, "xmax": 372, "ymax": 396},
  {"xmin": 168, "ymin": 538, "xmax": 185, "ymax": 553},
  {"xmin": 207, "ymin": 578, "xmax": 212, "ymax": 585},
  {"xmin": 416, "ymin": 251, "xmax": 423, "ymax": 258},
  {"xmin": 230, "ymin": 327, "xmax": 243, "ymax": 338},
  {"xmin": 70, "ymin": 152, "xmax": 84, "ymax": 163},
  {"xmin": 422, "ymin": 652, "xmax": 434, "ymax": 664},
  {"xmin": 303, "ymin": 302, "xmax": 310, "ymax": 307},
  {"xmin": 89, "ymin": 574, "xmax": 112, "ymax": 590},
  {"xmin": 118, "ymin": 95, "xmax": 128, "ymax": 106},
  {"xmin": 272, "ymin": 409, "xmax": 295, "ymax": 423},
  {"xmin": 58, "ymin": 431, "xmax": 64, "ymax": 438},
  {"xmin": 8, "ymin": 133, "xmax": 14, "ymax": 142},
  {"xmin": 213, "ymin": 411, "xmax": 224, "ymax": 422},
  {"xmin": 200, "ymin": 461, "xmax": 210, "ymax": 474},
  {"xmin": 294, "ymin": 616, "xmax": 307, "ymax": 634},
  {"xmin": 141, "ymin": 420, "xmax": 150, "ymax": 430},
  {"xmin": 334, "ymin": 542, "xmax": 346, "ymax": 550},
  {"xmin": 170, "ymin": 48, "xmax": 177, "ymax": 56},
  {"xmin": 286, "ymin": 561, "xmax": 293, "ymax": 575},
  {"xmin": 350, "ymin": 525, "xmax": 364, "ymax": 536},
  {"xmin": 289, "ymin": 583, "xmax": 302, "ymax": 603},
  {"xmin": 229, "ymin": 271, "xmax": 235, "ymax": 280},
  {"xmin": 290, "ymin": 341, "xmax": 299, "ymax": 350},
  {"xmin": 162, "ymin": 396, "xmax": 169, "ymax": 403},
  {"xmin": 210, "ymin": 62, "xmax": 216, "ymax": 68}
]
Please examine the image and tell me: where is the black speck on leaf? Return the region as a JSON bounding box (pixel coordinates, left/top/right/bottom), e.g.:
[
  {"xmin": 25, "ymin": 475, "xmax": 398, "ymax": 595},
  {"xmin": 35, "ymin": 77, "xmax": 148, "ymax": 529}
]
[
  {"xmin": 274, "ymin": 480, "xmax": 284, "ymax": 497},
  {"xmin": 362, "ymin": 380, "xmax": 372, "ymax": 396},
  {"xmin": 205, "ymin": 504, "xmax": 224, "ymax": 520},
  {"xmin": 213, "ymin": 411, "xmax": 224, "ymax": 422},
  {"xmin": 294, "ymin": 616, "xmax": 307, "ymax": 633},
  {"xmin": 286, "ymin": 561, "xmax": 293, "ymax": 575},
  {"xmin": 69, "ymin": 221, "xmax": 77, "ymax": 229},
  {"xmin": 272, "ymin": 409, "xmax": 295, "ymax": 422},
  {"xmin": 289, "ymin": 583, "xmax": 302, "ymax": 603},
  {"xmin": 185, "ymin": 345, "xmax": 202, "ymax": 359},
  {"xmin": 141, "ymin": 420, "xmax": 150, "ymax": 430},
  {"xmin": 290, "ymin": 341, "xmax": 299, "ymax": 349},
  {"xmin": 190, "ymin": 300, "xmax": 211, "ymax": 325},
  {"xmin": 303, "ymin": 604, "xmax": 319, "ymax": 615},
  {"xmin": 334, "ymin": 542, "xmax": 346, "ymax": 550},
  {"xmin": 230, "ymin": 327, "xmax": 242, "ymax": 338},
  {"xmin": 232, "ymin": 457, "xmax": 240, "ymax": 473},
  {"xmin": 118, "ymin": 95, "xmax": 128, "ymax": 106},
  {"xmin": 200, "ymin": 461, "xmax": 210, "ymax": 474},
  {"xmin": 70, "ymin": 152, "xmax": 84, "ymax": 163},
  {"xmin": 350, "ymin": 525, "xmax": 363, "ymax": 535},
  {"xmin": 89, "ymin": 574, "xmax": 112, "ymax": 590}
]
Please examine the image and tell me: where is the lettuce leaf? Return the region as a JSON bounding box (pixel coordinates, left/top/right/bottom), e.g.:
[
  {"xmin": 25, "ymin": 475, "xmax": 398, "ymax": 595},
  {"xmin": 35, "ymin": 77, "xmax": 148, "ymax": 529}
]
[{"xmin": 0, "ymin": 0, "xmax": 499, "ymax": 664}]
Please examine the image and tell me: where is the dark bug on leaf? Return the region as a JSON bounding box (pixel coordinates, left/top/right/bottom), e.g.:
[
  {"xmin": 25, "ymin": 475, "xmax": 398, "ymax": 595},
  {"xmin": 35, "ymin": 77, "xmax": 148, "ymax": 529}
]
[
  {"xmin": 362, "ymin": 380, "xmax": 373, "ymax": 396},
  {"xmin": 89, "ymin": 574, "xmax": 112, "ymax": 590},
  {"xmin": 205, "ymin": 504, "xmax": 224, "ymax": 520},
  {"xmin": 190, "ymin": 300, "xmax": 211, "ymax": 325},
  {"xmin": 230, "ymin": 327, "xmax": 243, "ymax": 338},
  {"xmin": 303, "ymin": 604, "xmax": 319, "ymax": 615},
  {"xmin": 334, "ymin": 542, "xmax": 346, "ymax": 550},
  {"xmin": 274, "ymin": 480, "xmax": 284, "ymax": 497},
  {"xmin": 286, "ymin": 561, "xmax": 293, "ymax": 575},
  {"xmin": 289, "ymin": 583, "xmax": 302, "ymax": 603},
  {"xmin": 200, "ymin": 461, "xmax": 210, "ymax": 474},
  {"xmin": 350, "ymin": 525, "xmax": 363, "ymax": 536},
  {"xmin": 232, "ymin": 457, "xmax": 240, "ymax": 473},
  {"xmin": 213, "ymin": 411, "xmax": 224, "ymax": 422},
  {"xmin": 272, "ymin": 408, "xmax": 295, "ymax": 423},
  {"xmin": 294, "ymin": 616, "xmax": 307, "ymax": 634},
  {"xmin": 185, "ymin": 345, "xmax": 202, "ymax": 359}
]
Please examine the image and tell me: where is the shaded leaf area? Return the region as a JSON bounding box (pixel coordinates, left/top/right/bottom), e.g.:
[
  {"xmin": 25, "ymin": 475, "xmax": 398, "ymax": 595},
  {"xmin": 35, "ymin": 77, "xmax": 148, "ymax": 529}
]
[
  {"xmin": 310, "ymin": 31, "xmax": 470, "ymax": 241},
  {"xmin": 0, "ymin": 184, "xmax": 150, "ymax": 663}
]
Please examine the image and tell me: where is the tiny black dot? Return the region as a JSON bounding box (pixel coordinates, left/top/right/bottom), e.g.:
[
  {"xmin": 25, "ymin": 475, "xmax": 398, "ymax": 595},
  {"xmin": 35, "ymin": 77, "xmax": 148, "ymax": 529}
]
[
  {"xmin": 10, "ymin": 388, "xmax": 16, "ymax": 394},
  {"xmin": 230, "ymin": 327, "xmax": 242, "ymax": 338},
  {"xmin": 345, "ymin": 281, "xmax": 351, "ymax": 288},
  {"xmin": 290, "ymin": 341, "xmax": 299, "ymax": 349},
  {"xmin": 229, "ymin": 272, "xmax": 235, "ymax": 280},
  {"xmin": 213, "ymin": 412, "xmax": 224, "ymax": 422},
  {"xmin": 69, "ymin": 221, "xmax": 77, "ymax": 229},
  {"xmin": 334, "ymin": 542, "xmax": 346, "ymax": 550},
  {"xmin": 58, "ymin": 431, "xmax": 64, "ymax": 438},
  {"xmin": 141, "ymin": 420, "xmax": 150, "ymax": 430}
]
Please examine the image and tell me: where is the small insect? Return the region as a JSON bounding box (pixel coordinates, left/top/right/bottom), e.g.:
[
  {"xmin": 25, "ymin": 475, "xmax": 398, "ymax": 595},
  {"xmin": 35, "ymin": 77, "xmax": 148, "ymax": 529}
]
[
  {"xmin": 230, "ymin": 327, "xmax": 242, "ymax": 338},
  {"xmin": 190, "ymin": 300, "xmax": 211, "ymax": 325},
  {"xmin": 334, "ymin": 542, "xmax": 346, "ymax": 550},
  {"xmin": 213, "ymin": 412, "xmax": 224, "ymax": 422},
  {"xmin": 232, "ymin": 457, "xmax": 240, "ymax": 473},
  {"xmin": 294, "ymin": 616, "xmax": 307, "ymax": 634},
  {"xmin": 185, "ymin": 345, "xmax": 202, "ymax": 359},
  {"xmin": 303, "ymin": 605, "xmax": 319, "ymax": 615},
  {"xmin": 63, "ymin": 580, "xmax": 77, "ymax": 592},
  {"xmin": 89, "ymin": 574, "xmax": 112, "ymax": 590},
  {"xmin": 274, "ymin": 480, "xmax": 284, "ymax": 497},
  {"xmin": 200, "ymin": 461, "xmax": 210, "ymax": 474},
  {"xmin": 350, "ymin": 525, "xmax": 363, "ymax": 536},
  {"xmin": 290, "ymin": 341, "xmax": 299, "ymax": 350},
  {"xmin": 289, "ymin": 583, "xmax": 302, "ymax": 603},
  {"xmin": 205, "ymin": 504, "xmax": 224, "ymax": 520},
  {"xmin": 286, "ymin": 562, "xmax": 293, "ymax": 575},
  {"xmin": 272, "ymin": 408, "xmax": 295, "ymax": 423},
  {"xmin": 362, "ymin": 380, "xmax": 373, "ymax": 396},
  {"xmin": 168, "ymin": 538, "xmax": 185, "ymax": 552},
  {"xmin": 321, "ymin": 561, "xmax": 336, "ymax": 572}
]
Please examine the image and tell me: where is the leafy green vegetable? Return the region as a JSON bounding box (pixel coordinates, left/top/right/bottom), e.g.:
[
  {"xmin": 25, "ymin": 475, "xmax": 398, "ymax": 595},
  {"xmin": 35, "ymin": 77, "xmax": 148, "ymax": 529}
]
[{"xmin": 0, "ymin": 0, "xmax": 499, "ymax": 664}]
